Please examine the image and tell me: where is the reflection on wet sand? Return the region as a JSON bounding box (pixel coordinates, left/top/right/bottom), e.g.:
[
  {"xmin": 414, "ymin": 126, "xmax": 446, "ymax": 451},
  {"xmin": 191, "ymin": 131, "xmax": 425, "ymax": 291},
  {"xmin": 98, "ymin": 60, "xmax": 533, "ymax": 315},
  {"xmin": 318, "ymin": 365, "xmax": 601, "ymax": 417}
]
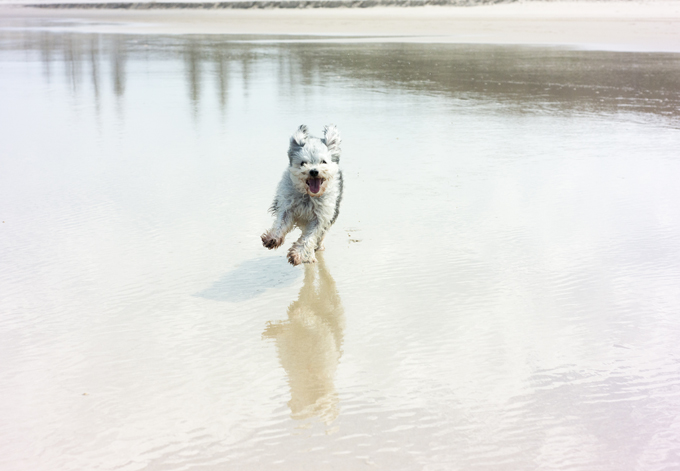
[
  {"xmin": 263, "ymin": 254, "xmax": 344, "ymax": 425},
  {"xmin": 3, "ymin": 30, "xmax": 680, "ymax": 124}
]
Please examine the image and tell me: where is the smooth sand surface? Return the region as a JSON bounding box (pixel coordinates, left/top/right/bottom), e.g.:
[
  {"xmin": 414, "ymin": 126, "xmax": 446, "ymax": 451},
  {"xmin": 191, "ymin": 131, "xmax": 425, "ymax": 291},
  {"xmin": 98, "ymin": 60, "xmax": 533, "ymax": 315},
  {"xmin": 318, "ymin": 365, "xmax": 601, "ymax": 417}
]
[
  {"xmin": 1, "ymin": 1, "xmax": 680, "ymax": 51},
  {"xmin": 2, "ymin": 30, "xmax": 680, "ymax": 470}
]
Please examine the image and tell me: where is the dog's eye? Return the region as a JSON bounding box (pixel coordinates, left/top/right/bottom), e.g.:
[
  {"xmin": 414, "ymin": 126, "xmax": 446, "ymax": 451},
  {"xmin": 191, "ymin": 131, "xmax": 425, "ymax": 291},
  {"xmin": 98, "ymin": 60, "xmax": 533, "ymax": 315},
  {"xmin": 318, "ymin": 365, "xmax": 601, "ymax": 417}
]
[
  {"xmin": 300, "ymin": 162, "xmax": 306, "ymax": 166},
  {"xmin": 321, "ymin": 160, "xmax": 327, "ymax": 164}
]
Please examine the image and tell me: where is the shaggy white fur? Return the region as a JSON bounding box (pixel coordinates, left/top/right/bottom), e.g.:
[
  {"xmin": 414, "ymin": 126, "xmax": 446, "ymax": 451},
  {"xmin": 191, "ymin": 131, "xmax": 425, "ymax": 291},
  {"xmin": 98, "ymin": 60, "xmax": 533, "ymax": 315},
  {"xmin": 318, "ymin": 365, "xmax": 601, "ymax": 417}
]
[{"xmin": 261, "ymin": 125, "xmax": 343, "ymax": 266}]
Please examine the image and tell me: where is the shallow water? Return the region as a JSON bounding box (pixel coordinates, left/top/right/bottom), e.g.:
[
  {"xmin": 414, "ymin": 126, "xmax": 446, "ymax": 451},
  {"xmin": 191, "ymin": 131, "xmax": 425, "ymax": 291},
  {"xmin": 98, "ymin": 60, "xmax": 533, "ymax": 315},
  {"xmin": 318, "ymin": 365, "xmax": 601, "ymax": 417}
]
[{"xmin": 1, "ymin": 29, "xmax": 680, "ymax": 471}]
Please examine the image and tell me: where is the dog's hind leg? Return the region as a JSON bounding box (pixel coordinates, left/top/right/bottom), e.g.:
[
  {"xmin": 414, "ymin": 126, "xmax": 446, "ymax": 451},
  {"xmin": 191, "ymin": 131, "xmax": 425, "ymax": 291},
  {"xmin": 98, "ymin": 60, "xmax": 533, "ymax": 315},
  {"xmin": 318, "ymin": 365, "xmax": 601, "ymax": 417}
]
[
  {"xmin": 288, "ymin": 221, "xmax": 326, "ymax": 265},
  {"xmin": 315, "ymin": 230, "xmax": 327, "ymax": 252},
  {"xmin": 262, "ymin": 211, "xmax": 294, "ymax": 250}
]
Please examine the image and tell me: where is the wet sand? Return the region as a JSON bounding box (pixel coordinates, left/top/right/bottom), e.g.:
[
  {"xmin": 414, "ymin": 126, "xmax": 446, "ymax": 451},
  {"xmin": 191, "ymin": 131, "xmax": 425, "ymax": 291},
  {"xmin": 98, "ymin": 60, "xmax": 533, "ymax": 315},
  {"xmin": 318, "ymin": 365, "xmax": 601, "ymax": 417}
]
[
  {"xmin": 2, "ymin": 1, "xmax": 680, "ymax": 51},
  {"xmin": 2, "ymin": 30, "xmax": 680, "ymax": 469},
  {"xmin": 2, "ymin": 4, "xmax": 680, "ymax": 471}
]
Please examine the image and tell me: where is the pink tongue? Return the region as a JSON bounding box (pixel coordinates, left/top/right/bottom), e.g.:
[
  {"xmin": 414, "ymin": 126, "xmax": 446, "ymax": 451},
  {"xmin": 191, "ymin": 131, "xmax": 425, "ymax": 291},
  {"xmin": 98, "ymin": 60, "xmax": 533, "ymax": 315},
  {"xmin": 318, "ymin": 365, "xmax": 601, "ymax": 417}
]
[{"xmin": 309, "ymin": 178, "xmax": 321, "ymax": 194}]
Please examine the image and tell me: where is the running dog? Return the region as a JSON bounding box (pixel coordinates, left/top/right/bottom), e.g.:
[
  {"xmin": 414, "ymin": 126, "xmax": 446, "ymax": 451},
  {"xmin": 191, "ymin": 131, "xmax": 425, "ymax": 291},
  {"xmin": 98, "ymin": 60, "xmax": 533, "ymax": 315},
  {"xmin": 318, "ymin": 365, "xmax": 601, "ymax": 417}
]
[{"xmin": 261, "ymin": 125, "xmax": 343, "ymax": 266}]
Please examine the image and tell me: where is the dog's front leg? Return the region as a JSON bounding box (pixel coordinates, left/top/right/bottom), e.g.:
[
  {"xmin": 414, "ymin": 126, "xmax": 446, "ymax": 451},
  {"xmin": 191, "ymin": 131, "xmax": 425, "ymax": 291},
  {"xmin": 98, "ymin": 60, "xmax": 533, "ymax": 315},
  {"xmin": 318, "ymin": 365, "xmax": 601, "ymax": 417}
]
[
  {"xmin": 262, "ymin": 211, "xmax": 294, "ymax": 250},
  {"xmin": 288, "ymin": 221, "xmax": 325, "ymax": 266}
]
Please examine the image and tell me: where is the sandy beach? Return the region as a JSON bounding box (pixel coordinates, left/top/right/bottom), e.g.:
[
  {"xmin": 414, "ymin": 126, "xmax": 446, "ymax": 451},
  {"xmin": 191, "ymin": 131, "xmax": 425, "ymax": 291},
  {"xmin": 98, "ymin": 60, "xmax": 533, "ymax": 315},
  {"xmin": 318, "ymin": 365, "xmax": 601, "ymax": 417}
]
[
  {"xmin": 2, "ymin": 1, "xmax": 680, "ymax": 469},
  {"xmin": 1, "ymin": 1, "xmax": 680, "ymax": 51}
]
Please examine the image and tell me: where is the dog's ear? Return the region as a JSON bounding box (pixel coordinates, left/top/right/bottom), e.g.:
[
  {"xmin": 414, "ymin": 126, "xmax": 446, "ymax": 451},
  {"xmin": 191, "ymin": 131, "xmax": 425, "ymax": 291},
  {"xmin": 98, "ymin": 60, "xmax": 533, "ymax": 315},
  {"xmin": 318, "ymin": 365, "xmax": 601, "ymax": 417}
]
[
  {"xmin": 323, "ymin": 124, "xmax": 341, "ymax": 163},
  {"xmin": 288, "ymin": 125, "xmax": 309, "ymax": 162}
]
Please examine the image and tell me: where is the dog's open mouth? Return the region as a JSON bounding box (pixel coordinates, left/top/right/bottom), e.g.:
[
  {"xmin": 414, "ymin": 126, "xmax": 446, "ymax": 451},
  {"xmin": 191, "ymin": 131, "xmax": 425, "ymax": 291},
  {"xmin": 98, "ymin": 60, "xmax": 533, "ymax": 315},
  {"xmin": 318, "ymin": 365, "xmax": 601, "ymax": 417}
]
[{"xmin": 307, "ymin": 178, "xmax": 324, "ymax": 194}]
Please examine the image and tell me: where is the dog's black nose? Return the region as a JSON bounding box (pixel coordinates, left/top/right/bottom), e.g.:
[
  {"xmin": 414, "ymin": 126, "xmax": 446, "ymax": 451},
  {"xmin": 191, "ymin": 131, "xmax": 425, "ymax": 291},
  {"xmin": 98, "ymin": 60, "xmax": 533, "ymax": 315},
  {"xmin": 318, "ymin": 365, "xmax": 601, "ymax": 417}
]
[{"xmin": 309, "ymin": 169, "xmax": 319, "ymax": 177}]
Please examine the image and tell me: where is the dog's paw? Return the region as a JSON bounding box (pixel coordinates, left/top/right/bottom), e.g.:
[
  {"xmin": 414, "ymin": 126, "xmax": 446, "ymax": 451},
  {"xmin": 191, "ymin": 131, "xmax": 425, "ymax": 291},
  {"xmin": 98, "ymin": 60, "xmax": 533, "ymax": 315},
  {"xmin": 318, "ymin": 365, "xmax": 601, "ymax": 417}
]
[
  {"xmin": 261, "ymin": 232, "xmax": 283, "ymax": 250},
  {"xmin": 303, "ymin": 251, "xmax": 318, "ymax": 264},
  {"xmin": 287, "ymin": 247, "xmax": 302, "ymax": 266},
  {"xmin": 287, "ymin": 247, "xmax": 316, "ymax": 266}
]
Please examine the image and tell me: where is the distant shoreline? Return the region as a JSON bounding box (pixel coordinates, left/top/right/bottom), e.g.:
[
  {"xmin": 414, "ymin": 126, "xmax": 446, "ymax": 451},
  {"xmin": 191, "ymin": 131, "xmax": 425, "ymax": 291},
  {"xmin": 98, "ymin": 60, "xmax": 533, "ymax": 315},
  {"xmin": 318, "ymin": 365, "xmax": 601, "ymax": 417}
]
[
  {"xmin": 18, "ymin": 0, "xmax": 514, "ymax": 8},
  {"xmin": 2, "ymin": 1, "xmax": 680, "ymax": 52}
]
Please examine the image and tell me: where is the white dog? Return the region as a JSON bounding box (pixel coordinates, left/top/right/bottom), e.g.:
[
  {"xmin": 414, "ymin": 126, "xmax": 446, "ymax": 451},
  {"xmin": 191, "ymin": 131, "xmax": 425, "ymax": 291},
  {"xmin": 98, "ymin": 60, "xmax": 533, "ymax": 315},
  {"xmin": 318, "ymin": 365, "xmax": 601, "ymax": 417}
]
[{"xmin": 261, "ymin": 125, "xmax": 343, "ymax": 266}]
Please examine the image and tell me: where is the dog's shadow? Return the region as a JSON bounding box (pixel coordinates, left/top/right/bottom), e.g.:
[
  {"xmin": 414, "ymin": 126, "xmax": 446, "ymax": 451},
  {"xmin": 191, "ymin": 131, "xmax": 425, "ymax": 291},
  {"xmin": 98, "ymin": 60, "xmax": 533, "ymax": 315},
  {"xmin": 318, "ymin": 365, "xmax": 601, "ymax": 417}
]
[
  {"xmin": 195, "ymin": 256, "xmax": 301, "ymax": 303},
  {"xmin": 263, "ymin": 253, "xmax": 345, "ymax": 425}
]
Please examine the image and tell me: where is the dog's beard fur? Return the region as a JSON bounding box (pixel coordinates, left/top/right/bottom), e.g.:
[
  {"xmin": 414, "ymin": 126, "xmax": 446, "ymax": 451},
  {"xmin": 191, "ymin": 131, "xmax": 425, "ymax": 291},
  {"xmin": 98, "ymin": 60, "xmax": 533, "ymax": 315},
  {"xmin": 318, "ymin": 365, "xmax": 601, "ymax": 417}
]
[{"xmin": 288, "ymin": 164, "xmax": 338, "ymax": 197}]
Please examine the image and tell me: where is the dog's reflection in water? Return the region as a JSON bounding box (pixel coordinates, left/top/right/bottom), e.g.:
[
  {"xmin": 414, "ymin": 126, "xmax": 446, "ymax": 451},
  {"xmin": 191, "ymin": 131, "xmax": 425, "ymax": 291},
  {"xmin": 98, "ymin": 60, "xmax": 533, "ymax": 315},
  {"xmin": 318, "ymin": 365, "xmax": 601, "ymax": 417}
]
[{"xmin": 263, "ymin": 254, "xmax": 345, "ymax": 425}]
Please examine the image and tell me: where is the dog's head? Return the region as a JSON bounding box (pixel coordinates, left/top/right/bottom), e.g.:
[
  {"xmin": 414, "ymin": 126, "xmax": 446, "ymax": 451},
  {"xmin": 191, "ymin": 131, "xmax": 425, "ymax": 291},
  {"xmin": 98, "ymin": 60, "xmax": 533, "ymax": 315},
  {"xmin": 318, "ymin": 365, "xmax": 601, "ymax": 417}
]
[{"xmin": 287, "ymin": 124, "xmax": 341, "ymax": 197}]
